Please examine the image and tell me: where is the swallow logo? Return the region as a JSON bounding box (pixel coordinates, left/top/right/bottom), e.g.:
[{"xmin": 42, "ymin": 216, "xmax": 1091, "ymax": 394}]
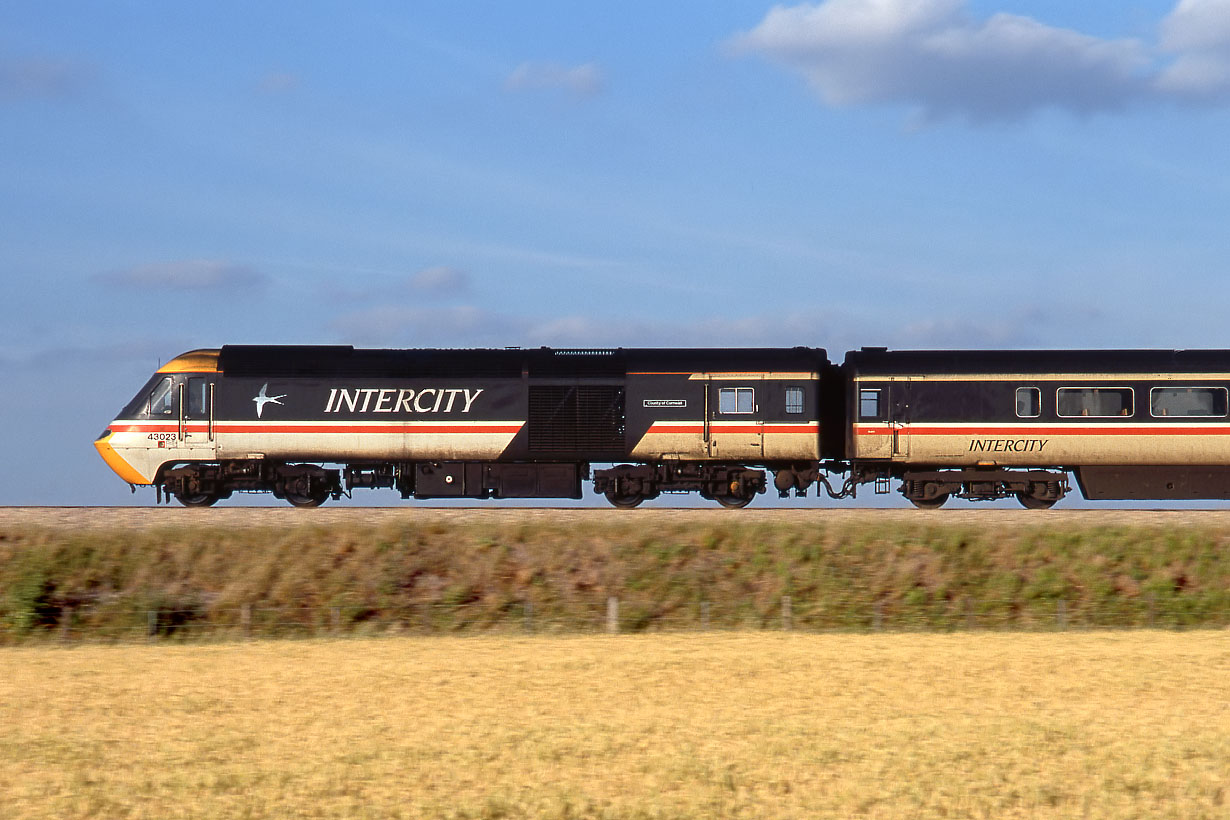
[{"xmin": 252, "ymin": 383, "xmax": 286, "ymax": 418}]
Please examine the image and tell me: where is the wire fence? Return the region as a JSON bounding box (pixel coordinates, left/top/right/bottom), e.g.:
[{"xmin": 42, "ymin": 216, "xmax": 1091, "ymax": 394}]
[{"xmin": 9, "ymin": 591, "xmax": 1230, "ymax": 645}]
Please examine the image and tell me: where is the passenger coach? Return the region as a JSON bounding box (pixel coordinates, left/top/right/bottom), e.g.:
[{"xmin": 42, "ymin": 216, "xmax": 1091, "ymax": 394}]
[{"xmin": 845, "ymin": 348, "xmax": 1230, "ymax": 507}]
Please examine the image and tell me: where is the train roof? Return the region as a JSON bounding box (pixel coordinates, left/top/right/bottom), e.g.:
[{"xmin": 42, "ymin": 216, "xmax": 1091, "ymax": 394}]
[
  {"xmin": 845, "ymin": 348, "xmax": 1230, "ymax": 375},
  {"xmin": 216, "ymin": 345, "xmax": 830, "ymax": 378}
]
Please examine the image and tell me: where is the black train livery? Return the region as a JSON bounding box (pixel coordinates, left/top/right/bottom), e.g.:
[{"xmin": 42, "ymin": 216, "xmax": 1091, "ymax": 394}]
[{"xmin": 94, "ymin": 345, "xmax": 1230, "ymax": 508}]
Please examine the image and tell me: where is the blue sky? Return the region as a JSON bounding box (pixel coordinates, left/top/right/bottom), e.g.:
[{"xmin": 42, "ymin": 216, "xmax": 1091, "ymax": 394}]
[{"xmin": 3, "ymin": 0, "xmax": 1230, "ymax": 505}]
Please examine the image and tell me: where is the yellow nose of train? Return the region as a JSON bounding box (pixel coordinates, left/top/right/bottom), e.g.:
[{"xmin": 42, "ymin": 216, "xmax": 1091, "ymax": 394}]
[{"xmin": 94, "ymin": 428, "xmax": 148, "ymax": 485}]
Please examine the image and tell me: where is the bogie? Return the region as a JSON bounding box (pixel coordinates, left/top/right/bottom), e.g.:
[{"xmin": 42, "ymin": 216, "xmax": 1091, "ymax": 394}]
[
  {"xmin": 158, "ymin": 461, "xmax": 341, "ymax": 508},
  {"xmin": 895, "ymin": 469, "xmax": 1068, "ymax": 509},
  {"xmin": 594, "ymin": 463, "xmax": 764, "ymax": 509}
]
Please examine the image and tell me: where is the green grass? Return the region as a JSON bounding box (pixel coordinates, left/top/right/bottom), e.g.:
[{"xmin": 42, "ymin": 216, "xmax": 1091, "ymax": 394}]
[{"xmin": 4, "ymin": 516, "xmax": 1230, "ymax": 642}]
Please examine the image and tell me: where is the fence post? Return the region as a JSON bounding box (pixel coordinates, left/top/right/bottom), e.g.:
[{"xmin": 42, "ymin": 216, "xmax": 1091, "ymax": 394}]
[
  {"xmin": 782, "ymin": 595, "xmax": 793, "ymax": 631},
  {"xmin": 607, "ymin": 596, "xmax": 619, "ymax": 634},
  {"xmin": 1057, "ymin": 599, "xmax": 1067, "ymax": 631},
  {"xmin": 241, "ymin": 603, "xmax": 252, "ymax": 640},
  {"xmin": 523, "ymin": 599, "xmax": 533, "ymax": 634},
  {"xmin": 60, "ymin": 606, "xmax": 72, "ymax": 644},
  {"xmin": 701, "ymin": 601, "xmax": 710, "ymax": 632},
  {"xmin": 1147, "ymin": 592, "xmax": 1156, "ymax": 629},
  {"xmin": 330, "ymin": 606, "xmax": 341, "ymax": 636},
  {"xmin": 873, "ymin": 600, "xmax": 883, "ymax": 632},
  {"xmin": 147, "ymin": 610, "xmax": 157, "ymax": 642}
]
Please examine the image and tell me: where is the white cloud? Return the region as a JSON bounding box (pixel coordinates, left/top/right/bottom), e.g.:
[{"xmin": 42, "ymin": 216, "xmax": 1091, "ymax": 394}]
[
  {"xmin": 97, "ymin": 260, "xmax": 267, "ymax": 292},
  {"xmin": 1160, "ymin": 0, "xmax": 1230, "ymax": 51},
  {"xmin": 409, "ymin": 265, "xmax": 470, "ymax": 296},
  {"xmin": 330, "ymin": 305, "xmax": 521, "ymax": 346},
  {"xmin": 731, "ymin": 0, "xmax": 1230, "ymax": 121},
  {"xmin": 328, "ymin": 303, "xmax": 1085, "ymax": 350},
  {"xmin": 330, "ymin": 305, "xmax": 830, "ymax": 348},
  {"xmin": 0, "ymin": 57, "xmax": 90, "ymax": 102},
  {"xmin": 1157, "ymin": 0, "xmax": 1230, "ymax": 98},
  {"xmin": 0, "ymin": 339, "xmax": 188, "ymax": 371},
  {"xmin": 505, "ymin": 62, "xmax": 604, "ymax": 98}
]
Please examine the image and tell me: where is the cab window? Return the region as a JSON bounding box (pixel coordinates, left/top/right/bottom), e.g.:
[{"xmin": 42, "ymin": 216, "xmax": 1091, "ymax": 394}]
[
  {"xmin": 187, "ymin": 377, "xmax": 207, "ymax": 417},
  {"xmin": 719, "ymin": 387, "xmax": 754, "ymax": 414},
  {"xmin": 148, "ymin": 378, "xmax": 174, "ymax": 415}
]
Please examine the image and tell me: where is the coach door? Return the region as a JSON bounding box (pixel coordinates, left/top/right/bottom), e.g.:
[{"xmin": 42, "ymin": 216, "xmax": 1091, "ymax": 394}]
[
  {"xmin": 706, "ymin": 379, "xmax": 764, "ymax": 459},
  {"xmin": 855, "ymin": 380, "xmax": 908, "ymax": 460},
  {"xmin": 180, "ymin": 376, "xmax": 217, "ymax": 454},
  {"xmin": 888, "ymin": 379, "xmax": 911, "ymax": 459}
]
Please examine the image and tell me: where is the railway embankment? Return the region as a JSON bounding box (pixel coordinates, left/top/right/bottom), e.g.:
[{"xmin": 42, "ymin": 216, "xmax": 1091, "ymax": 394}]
[{"xmin": 2, "ymin": 507, "xmax": 1230, "ymax": 642}]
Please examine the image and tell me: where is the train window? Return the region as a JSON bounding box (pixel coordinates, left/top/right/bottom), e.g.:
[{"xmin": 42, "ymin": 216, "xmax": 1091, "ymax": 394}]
[
  {"xmin": 859, "ymin": 389, "xmax": 881, "ymax": 420},
  {"xmin": 719, "ymin": 387, "xmax": 755, "ymax": 414},
  {"xmin": 785, "ymin": 387, "xmax": 804, "ymax": 414},
  {"xmin": 1150, "ymin": 387, "xmax": 1228, "ymax": 417},
  {"xmin": 1015, "ymin": 387, "xmax": 1040, "ymax": 418},
  {"xmin": 1057, "ymin": 387, "xmax": 1133, "ymax": 418},
  {"xmin": 148, "ymin": 378, "xmax": 174, "ymax": 415},
  {"xmin": 187, "ymin": 377, "xmax": 207, "ymax": 418}
]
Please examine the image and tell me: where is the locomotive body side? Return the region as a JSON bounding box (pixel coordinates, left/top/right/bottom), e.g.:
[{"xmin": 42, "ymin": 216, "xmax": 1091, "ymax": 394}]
[
  {"xmin": 623, "ymin": 360, "xmax": 822, "ymax": 463},
  {"xmin": 210, "ymin": 376, "xmax": 524, "ymax": 463},
  {"xmin": 95, "ymin": 345, "xmax": 832, "ymax": 507}
]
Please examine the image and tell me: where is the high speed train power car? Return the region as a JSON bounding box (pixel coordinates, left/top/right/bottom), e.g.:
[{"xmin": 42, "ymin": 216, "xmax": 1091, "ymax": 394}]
[{"xmin": 94, "ymin": 345, "xmax": 1230, "ymax": 508}]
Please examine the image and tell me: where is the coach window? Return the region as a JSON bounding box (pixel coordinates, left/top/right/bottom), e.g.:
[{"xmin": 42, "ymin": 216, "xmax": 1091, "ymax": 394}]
[
  {"xmin": 859, "ymin": 388, "xmax": 882, "ymax": 420},
  {"xmin": 1015, "ymin": 387, "xmax": 1040, "ymax": 418},
  {"xmin": 719, "ymin": 387, "xmax": 755, "ymax": 414},
  {"xmin": 148, "ymin": 377, "xmax": 174, "ymax": 416},
  {"xmin": 1151, "ymin": 387, "xmax": 1228, "ymax": 417},
  {"xmin": 785, "ymin": 386, "xmax": 804, "ymax": 414},
  {"xmin": 1057, "ymin": 387, "xmax": 1133, "ymax": 418}
]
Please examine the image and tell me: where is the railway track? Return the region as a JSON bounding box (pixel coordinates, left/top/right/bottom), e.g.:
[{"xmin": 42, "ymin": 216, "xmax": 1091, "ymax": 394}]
[{"xmin": 3, "ymin": 505, "xmax": 1230, "ymax": 530}]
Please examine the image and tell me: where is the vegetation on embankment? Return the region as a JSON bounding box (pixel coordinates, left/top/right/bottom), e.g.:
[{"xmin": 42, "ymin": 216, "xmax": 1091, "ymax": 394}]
[{"xmin": 3, "ymin": 513, "xmax": 1230, "ymax": 641}]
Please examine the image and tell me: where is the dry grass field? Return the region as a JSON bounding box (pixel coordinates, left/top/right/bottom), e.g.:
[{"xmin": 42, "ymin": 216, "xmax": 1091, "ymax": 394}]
[{"xmin": 3, "ymin": 632, "xmax": 1230, "ymax": 819}]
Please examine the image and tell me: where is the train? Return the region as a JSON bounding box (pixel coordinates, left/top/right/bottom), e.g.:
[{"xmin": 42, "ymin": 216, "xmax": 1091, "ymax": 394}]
[{"xmin": 93, "ymin": 345, "xmax": 1230, "ymax": 508}]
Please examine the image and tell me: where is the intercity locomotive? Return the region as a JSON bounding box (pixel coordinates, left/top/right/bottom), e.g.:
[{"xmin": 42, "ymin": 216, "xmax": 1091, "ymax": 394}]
[{"xmin": 94, "ymin": 345, "xmax": 1230, "ymax": 508}]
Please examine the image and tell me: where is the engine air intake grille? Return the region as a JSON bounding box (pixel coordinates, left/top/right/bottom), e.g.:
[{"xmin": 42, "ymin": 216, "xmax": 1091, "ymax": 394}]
[{"xmin": 529, "ymin": 386, "xmax": 625, "ymax": 454}]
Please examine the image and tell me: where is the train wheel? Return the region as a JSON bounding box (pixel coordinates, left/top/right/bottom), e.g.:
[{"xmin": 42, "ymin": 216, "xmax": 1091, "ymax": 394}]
[
  {"xmin": 714, "ymin": 493, "xmax": 753, "ymax": 509},
  {"xmin": 1016, "ymin": 492, "xmax": 1057, "ymax": 510},
  {"xmin": 604, "ymin": 489, "xmax": 645, "ymax": 509},
  {"xmin": 175, "ymin": 491, "xmax": 219, "ymax": 507},
  {"xmin": 285, "ymin": 491, "xmax": 327, "ymax": 508},
  {"xmin": 908, "ymin": 493, "xmax": 948, "ymax": 510}
]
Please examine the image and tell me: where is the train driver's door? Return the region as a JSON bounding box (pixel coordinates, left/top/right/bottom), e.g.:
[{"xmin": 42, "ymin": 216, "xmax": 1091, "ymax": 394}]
[{"xmin": 181, "ymin": 376, "xmax": 217, "ymax": 454}]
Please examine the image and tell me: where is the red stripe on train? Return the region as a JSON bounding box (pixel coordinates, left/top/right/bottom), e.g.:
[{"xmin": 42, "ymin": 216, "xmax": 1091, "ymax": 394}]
[
  {"xmin": 110, "ymin": 423, "xmax": 524, "ymax": 435},
  {"xmin": 648, "ymin": 423, "xmax": 819, "ymax": 434},
  {"xmin": 855, "ymin": 425, "xmax": 1230, "ymax": 436}
]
